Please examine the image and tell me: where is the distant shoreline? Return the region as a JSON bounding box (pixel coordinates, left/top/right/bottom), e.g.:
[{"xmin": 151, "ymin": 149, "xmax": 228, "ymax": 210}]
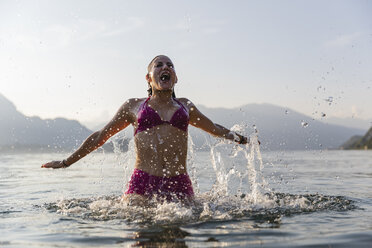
[{"xmin": 0, "ymin": 140, "xmax": 129, "ymax": 154}]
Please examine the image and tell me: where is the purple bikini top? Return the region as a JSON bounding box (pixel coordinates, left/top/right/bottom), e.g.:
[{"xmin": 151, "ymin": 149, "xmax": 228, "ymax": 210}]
[{"xmin": 134, "ymin": 97, "xmax": 189, "ymax": 135}]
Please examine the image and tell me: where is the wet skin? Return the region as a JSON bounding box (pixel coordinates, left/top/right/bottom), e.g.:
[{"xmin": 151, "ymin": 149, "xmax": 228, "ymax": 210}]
[
  {"xmin": 134, "ymin": 116, "xmax": 189, "ymax": 177},
  {"xmin": 42, "ymin": 56, "xmax": 248, "ymax": 203},
  {"xmin": 111, "ymin": 96, "xmax": 190, "ymax": 177}
]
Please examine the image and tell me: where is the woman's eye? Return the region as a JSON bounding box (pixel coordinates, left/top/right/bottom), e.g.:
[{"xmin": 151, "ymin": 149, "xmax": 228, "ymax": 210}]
[
  {"xmin": 156, "ymin": 63, "xmax": 163, "ymax": 67},
  {"xmin": 169, "ymin": 64, "xmax": 174, "ymax": 68}
]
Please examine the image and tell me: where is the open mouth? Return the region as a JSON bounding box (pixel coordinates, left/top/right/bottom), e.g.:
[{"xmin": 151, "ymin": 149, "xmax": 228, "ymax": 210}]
[{"xmin": 160, "ymin": 72, "xmax": 171, "ymax": 82}]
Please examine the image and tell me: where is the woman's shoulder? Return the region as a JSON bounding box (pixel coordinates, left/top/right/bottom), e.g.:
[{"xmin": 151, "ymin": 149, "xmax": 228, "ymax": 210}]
[
  {"xmin": 176, "ymin": 97, "xmax": 194, "ymax": 106},
  {"xmin": 119, "ymin": 97, "xmax": 148, "ymax": 112},
  {"xmin": 126, "ymin": 97, "xmax": 148, "ymax": 105},
  {"xmin": 176, "ymin": 97, "xmax": 193, "ymax": 106},
  {"xmin": 176, "ymin": 97, "xmax": 196, "ymax": 110}
]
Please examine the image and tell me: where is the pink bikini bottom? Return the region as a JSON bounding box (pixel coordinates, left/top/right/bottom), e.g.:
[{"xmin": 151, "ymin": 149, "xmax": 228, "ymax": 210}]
[{"xmin": 125, "ymin": 169, "xmax": 194, "ymax": 200}]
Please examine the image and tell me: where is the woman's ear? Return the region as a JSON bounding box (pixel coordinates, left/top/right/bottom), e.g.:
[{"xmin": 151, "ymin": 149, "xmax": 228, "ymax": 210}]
[{"xmin": 146, "ymin": 73, "xmax": 152, "ymax": 83}]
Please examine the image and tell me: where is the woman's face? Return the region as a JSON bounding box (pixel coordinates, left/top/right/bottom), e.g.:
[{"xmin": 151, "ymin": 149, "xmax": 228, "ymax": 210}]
[{"xmin": 147, "ymin": 56, "xmax": 177, "ymax": 92}]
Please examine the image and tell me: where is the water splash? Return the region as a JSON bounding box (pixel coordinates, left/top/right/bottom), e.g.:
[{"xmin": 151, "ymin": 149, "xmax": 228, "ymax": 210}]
[
  {"xmin": 45, "ymin": 193, "xmax": 356, "ymax": 225},
  {"xmin": 188, "ymin": 134, "xmax": 200, "ymax": 194},
  {"xmin": 44, "ymin": 128, "xmax": 357, "ymax": 226},
  {"xmin": 245, "ymin": 133, "xmax": 269, "ymax": 204},
  {"xmin": 208, "ymin": 127, "xmax": 271, "ymax": 208},
  {"xmin": 110, "ymin": 134, "xmax": 135, "ymax": 190}
]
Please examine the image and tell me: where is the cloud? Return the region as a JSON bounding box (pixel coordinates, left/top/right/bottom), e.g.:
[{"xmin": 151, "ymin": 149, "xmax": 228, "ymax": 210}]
[
  {"xmin": 161, "ymin": 15, "xmax": 192, "ymax": 32},
  {"xmin": 43, "ymin": 17, "xmax": 144, "ymax": 47},
  {"xmin": 203, "ymin": 27, "xmax": 220, "ymax": 34},
  {"xmin": 325, "ymin": 32, "xmax": 361, "ymax": 47},
  {"xmin": 43, "ymin": 25, "xmax": 77, "ymax": 48},
  {"xmin": 172, "ymin": 40, "xmax": 195, "ymax": 50},
  {"xmin": 0, "ymin": 17, "xmax": 145, "ymax": 51},
  {"xmin": 103, "ymin": 17, "xmax": 145, "ymax": 37},
  {"xmin": 159, "ymin": 16, "xmax": 224, "ymax": 35}
]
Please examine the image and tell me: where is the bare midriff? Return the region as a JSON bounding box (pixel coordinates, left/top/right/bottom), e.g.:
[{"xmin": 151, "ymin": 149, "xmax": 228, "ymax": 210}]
[{"xmin": 134, "ymin": 124, "xmax": 188, "ymax": 177}]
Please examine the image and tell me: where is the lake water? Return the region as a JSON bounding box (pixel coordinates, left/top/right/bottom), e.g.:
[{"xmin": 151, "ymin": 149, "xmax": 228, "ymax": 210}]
[{"xmin": 1, "ymin": 143, "xmax": 371, "ymax": 247}]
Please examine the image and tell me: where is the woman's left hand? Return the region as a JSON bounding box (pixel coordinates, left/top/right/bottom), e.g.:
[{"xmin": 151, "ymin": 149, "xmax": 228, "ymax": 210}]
[
  {"xmin": 235, "ymin": 133, "xmax": 248, "ymax": 144},
  {"xmin": 41, "ymin": 161, "xmax": 68, "ymax": 169},
  {"xmin": 235, "ymin": 133, "xmax": 261, "ymax": 145}
]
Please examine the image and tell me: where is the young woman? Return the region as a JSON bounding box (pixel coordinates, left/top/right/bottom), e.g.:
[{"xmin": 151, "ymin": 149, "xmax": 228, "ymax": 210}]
[{"xmin": 42, "ymin": 55, "xmax": 248, "ymax": 203}]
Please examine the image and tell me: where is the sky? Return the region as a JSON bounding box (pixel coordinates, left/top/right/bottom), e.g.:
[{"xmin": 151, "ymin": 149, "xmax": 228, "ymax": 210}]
[{"xmin": 0, "ymin": 0, "xmax": 371, "ymax": 129}]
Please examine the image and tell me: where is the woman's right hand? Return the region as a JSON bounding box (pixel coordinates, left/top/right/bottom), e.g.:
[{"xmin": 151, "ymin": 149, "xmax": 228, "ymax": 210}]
[{"xmin": 41, "ymin": 161, "xmax": 68, "ymax": 169}]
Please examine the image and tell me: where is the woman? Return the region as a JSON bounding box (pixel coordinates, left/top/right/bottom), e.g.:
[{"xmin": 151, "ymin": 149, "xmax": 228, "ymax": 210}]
[{"xmin": 42, "ymin": 55, "xmax": 248, "ymax": 203}]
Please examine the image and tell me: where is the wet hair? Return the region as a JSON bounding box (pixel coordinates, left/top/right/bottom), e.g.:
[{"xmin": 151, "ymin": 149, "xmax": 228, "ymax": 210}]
[{"xmin": 147, "ymin": 55, "xmax": 176, "ymax": 98}]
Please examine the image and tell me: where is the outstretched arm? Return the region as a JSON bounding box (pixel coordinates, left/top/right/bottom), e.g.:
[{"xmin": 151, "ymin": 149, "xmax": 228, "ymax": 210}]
[
  {"xmin": 42, "ymin": 100, "xmax": 136, "ymax": 169},
  {"xmin": 186, "ymin": 100, "xmax": 248, "ymax": 144}
]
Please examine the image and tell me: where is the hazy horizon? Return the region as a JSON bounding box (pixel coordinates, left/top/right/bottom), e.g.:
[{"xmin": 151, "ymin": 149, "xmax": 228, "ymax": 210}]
[
  {"xmin": 1, "ymin": 0, "xmax": 371, "ymax": 127},
  {"xmin": 2, "ymin": 92, "xmax": 371, "ymax": 132}
]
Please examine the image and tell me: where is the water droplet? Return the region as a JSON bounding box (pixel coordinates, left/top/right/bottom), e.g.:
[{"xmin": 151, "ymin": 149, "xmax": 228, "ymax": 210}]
[
  {"xmin": 301, "ymin": 121, "xmax": 309, "ymax": 128},
  {"xmin": 321, "ymin": 112, "xmax": 326, "ymax": 117},
  {"xmin": 285, "ymin": 110, "xmax": 289, "ymax": 114},
  {"xmin": 324, "ymin": 96, "xmax": 333, "ymax": 105}
]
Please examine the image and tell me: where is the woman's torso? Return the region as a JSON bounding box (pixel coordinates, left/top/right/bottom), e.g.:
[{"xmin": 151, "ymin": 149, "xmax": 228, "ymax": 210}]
[{"xmin": 131, "ymin": 97, "xmax": 189, "ymax": 177}]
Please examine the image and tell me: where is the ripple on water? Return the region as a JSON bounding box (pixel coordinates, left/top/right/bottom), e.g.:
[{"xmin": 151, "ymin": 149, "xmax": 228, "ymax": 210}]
[{"xmin": 43, "ymin": 191, "xmax": 357, "ymax": 226}]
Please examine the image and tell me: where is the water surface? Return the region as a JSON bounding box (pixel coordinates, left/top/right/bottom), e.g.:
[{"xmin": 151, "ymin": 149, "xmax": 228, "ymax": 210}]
[{"xmin": 0, "ymin": 148, "xmax": 371, "ymax": 247}]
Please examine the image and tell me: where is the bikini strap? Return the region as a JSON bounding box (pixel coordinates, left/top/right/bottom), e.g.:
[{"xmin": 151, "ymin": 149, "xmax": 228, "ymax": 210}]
[
  {"xmin": 139, "ymin": 97, "xmax": 151, "ymax": 111},
  {"xmin": 173, "ymin": 98, "xmax": 187, "ymax": 112}
]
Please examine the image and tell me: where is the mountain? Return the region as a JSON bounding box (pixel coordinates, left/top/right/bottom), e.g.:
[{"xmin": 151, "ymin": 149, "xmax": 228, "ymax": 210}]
[
  {"xmin": 340, "ymin": 127, "xmax": 372, "ymax": 149},
  {"xmin": 0, "ymin": 93, "xmax": 92, "ymax": 152},
  {"xmin": 340, "ymin": 135, "xmax": 364, "ymax": 149},
  {"xmin": 1, "ymin": 93, "xmax": 367, "ymax": 151},
  {"xmin": 189, "ymin": 104, "xmax": 366, "ymax": 150},
  {"xmin": 324, "ymin": 117, "xmax": 372, "ymax": 130}
]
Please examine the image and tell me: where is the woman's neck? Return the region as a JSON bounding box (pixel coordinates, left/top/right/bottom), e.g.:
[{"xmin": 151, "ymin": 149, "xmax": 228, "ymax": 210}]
[{"xmin": 151, "ymin": 89, "xmax": 174, "ymax": 103}]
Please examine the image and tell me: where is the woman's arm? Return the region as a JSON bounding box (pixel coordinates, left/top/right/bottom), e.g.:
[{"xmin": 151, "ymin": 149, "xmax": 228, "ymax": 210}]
[
  {"xmin": 41, "ymin": 99, "xmax": 136, "ymax": 169},
  {"xmin": 185, "ymin": 99, "xmax": 248, "ymax": 144}
]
